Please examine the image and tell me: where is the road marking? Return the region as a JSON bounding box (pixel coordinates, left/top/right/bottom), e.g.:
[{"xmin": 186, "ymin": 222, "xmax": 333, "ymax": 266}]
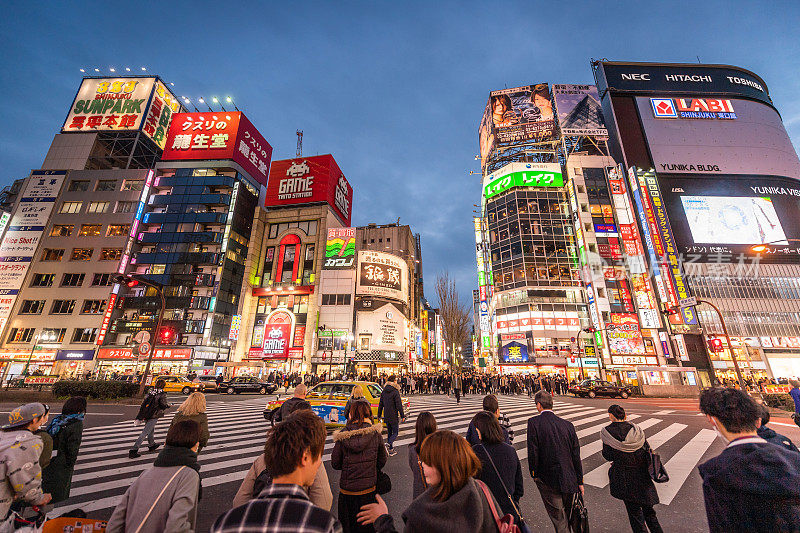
[
  {"xmin": 653, "ymin": 410, "xmax": 675, "ymax": 415},
  {"xmin": 655, "ymin": 429, "xmax": 718, "ymax": 505}
]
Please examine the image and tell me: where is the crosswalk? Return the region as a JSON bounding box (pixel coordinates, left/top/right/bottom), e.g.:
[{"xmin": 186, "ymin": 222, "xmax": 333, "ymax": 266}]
[{"xmin": 55, "ymin": 394, "xmax": 720, "ymax": 514}]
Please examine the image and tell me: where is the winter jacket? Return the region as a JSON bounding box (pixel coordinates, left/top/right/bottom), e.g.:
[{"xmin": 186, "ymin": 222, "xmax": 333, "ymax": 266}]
[
  {"xmin": 32, "ymin": 430, "xmax": 52, "ymax": 469},
  {"xmin": 0, "ymin": 430, "xmax": 45, "ymax": 521},
  {"xmin": 277, "ymin": 397, "xmax": 308, "ymax": 422},
  {"xmin": 757, "ymin": 425, "xmax": 799, "ymax": 453},
  {"xmin": 170, "ymin": 412, "xmax": 210, "ymax": 451},
  {"xmin": 374, "ymin": 478, "xmax": 500, "ymax": 533},
  {"xmin": 699, "ymin": 437, "xmax": 800, "ymax": 533},
  {"xmin": 331, "ymin": 422, "xmax": 387, "ymax": 493},
  {"xmin": 473, "ymin": 442, "xmax": 524, "ymax": 523},
  {"xmin": 232, "ymin": 453, "xmax": 333, "ymax": 510},
  {"xmin": 136, "ymin": 389, "xmax": 170, "ymax": 420},
  {"xmin": 790, "ymin": 387, "xmax": 800, "ymax": 415},
  {"xmin": 41, "ymin": 418, "xmax": 83, "ymax": 503},
  {"xmin": 407, "ymin": 445, "xmax": 427, "ymax": 500},
  {"xmin": 465, "ymin": 418, "xmax": 512, "ymax": 447},
  {"xmin": 601, "ymin": 421, "xmax": 659, "ymax": 506},
  {"xmin": 377, "ymin": 383, "xmax": 404, "ymax": 425},
  {"xmin": 106, "ymin": 446, "xmax": 201, "ymax": 533}
]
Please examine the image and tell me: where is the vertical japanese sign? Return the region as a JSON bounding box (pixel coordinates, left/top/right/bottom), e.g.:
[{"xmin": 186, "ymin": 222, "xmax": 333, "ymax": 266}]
[
  {"xmin": 141, "ymin": 80, "xmax": 182, "ymax": 150},
  {"xmin": 0, "ymin": 171, "xmax": 66, "ymax": 336}
]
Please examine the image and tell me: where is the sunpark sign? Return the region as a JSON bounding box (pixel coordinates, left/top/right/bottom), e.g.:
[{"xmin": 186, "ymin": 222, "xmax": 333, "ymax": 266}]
[
  {"xmin": 651, "ymin": 98, "xmax": 736, "ymax": 120},
  {"xmin": 483, "ymin": 162, "xmax": 563, "ymax": 199}
]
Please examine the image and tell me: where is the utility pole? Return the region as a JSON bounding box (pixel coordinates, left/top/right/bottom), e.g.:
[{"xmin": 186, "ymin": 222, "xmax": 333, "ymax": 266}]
[{"xmin": 296, "ymin": 130, "xmax": 303, "ymax": 158}]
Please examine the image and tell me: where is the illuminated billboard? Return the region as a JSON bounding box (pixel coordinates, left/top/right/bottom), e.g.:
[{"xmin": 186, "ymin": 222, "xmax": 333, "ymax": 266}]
[
  {"xmin": 607, "ymin": 313, "xmax": 646, "ymax": 355},
  {"xmin": 483, "ymin": 84, "xmax": 555, "ymax": 145},
  {"xmin": 265, "ymin": 155, "xmax": 353, "ymax": 226},
  {"xmin": 63, "ymin": 77, "xmax": 155, "ymax": 132},
  {"xmin": 356, "ymin": 250, "xmax": 408, "ymax": 304},
  {"xmin": 483, "ymin": 162, "xmax": 563, "ymax": 199},
  {"xmin": 141, "ymin": 80, "xmax": 182, "ymax": 149},
  {"xmin": 324, "ymin": 227, "xmax": 356, "ymax": 269},
  {"xmin": 552, "ymin": 85, "xmax": 607, "ymax": 136}
]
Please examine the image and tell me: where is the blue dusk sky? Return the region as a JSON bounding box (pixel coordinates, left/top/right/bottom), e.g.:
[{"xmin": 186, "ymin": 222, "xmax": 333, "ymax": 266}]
[{"xmin": 1, "ymin": 1, "xmax": 799, "ymax": 305}]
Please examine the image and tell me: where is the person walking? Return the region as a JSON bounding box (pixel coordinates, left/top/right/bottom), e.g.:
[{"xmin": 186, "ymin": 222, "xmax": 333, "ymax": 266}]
[
  {"xmin": 275, "ymin": 384, "xmax": 308, "ymax": 423},
  {"xmin": 526, "ymin": 390, "xmax": 583, "ymax": 533},
  {"xmin": 107, "ymin": 420, "xmax": 202, "ymax": 533},
  {"xmin": 466, "ymin": 394, "xmax": 513, "ymax": 446},
  {"xmin": 454, "ymin": 374, "xmax": 462, "ymax": 404},
  {"xmin": 377, "ymin": 375, "xmax": 404, "ymax": 456},
  {"xmin": 170, "ymin": 392, "xmax": 210, "ymax": 452},
  {"xmin": 129, "ymin": 379, "xmax": 171, "ymax": 459},
  {"xmin": 698, "ymin": 387, "xmax": 800, "ymax": 532},
  {"xmin": 42, "ymin": 397, "xmax": 86, "ymax": 504},
  {"xmin": 601, "ymin": 404, "xmax": 663, "ymax": 533},
  {"xmin": 756, "ymin": 405, "xmax": 799, "ymax": 452},
  {"xmin": 471, "ymin": 411, "xmax": 524, "ymax": 525},
  {"xmin": 344, "ymin": 386, "xmax": 369, "ymax": 422},
  {"xmin": 789, "ymin": 379, "xmax": 800, "ymax": 427},
  {"xmin": 408, "ymin": 411, "xmax": 437, "ymax": 499},
  {"xmin": 356, "ymin": 430, "xmax": 500, "ymax": 532},
  {"xmin": 331, "ymin": 400, "xmax": 387, "ymax": 533}
]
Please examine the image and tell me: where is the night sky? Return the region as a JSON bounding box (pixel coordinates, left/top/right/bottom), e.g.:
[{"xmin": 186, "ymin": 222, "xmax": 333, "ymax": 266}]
[{"xmin": 2, "ymin": 1, "xmax": 798, "ymax": 304}]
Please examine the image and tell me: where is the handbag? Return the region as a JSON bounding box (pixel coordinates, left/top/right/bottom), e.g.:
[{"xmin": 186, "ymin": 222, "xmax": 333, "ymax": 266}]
[
  {"xmin": 476, "ymin": 479, "xmax": 522, "ymax": 533},
  {"xmin": 568, "ymin": 492, "xmax": 590, "ymax": 533},
  {"xmin": 647, "ymin": 448, "xmax": 669, "ymax": 483},
  {"xmin": 477, "ymin": 444, "xmax": 530, "ymax": 533}
]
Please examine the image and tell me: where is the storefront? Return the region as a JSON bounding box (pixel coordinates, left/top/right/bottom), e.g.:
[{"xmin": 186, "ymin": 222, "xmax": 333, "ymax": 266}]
[
  {"xmin": 566, "ymin": 355, "xmax": 601, "ymax": 381},
  {"xmin": 606, "ymin": 355, "xmax": 659, "ymax": 386},
  {"xmin": 311, "ymin": 352, "xmax": 347, "ymax": 376},
  {"xmin": 190, "ymin": 346, "xmax": 231, "ymax": 376},
  {"xmin": 353, "ymin": 350, "xmax": 407, "ymax": 376},
  {"xmin": 0, "ymin": 348, "xmax": 57, "ymax": 382},
  {"xmin": 54, "ymin": 349, "xmax": 96, "ymax": 378},
  {"xmin": 96, "ymin": 347, "xmax": 192, "ymax": 377},
  {"xmin": 215, "ymin": 360, "xmax": 265, "ymax": 378}
]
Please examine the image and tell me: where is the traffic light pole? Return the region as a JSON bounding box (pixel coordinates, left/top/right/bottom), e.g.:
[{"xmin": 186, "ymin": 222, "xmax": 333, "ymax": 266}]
[{"xmin": 697, "ymin": 299, "xmax": 747, "ymax": 391}]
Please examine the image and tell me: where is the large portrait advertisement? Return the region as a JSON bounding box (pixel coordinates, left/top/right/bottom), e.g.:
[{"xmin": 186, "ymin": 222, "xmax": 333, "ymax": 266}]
[
  {"xmin": 658, "ymin": 174, "xmax": 800, "ymax": 262},
  {"xmin": 356, "ymin": 250, "xmax": 409, "ymax": 304},
  {"xmin": 484, "ymin": 83, "xmax": 556, "ymax": 145},
  {"xmin": 552, "ymin": 84, "xmax": 608, "ymax": 136}
]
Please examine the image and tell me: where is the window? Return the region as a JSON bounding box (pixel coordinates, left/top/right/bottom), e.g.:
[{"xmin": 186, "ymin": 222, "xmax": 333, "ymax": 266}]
[
  {"xmin": 121, "ymin": 180, "xmax": 144, "ymax": 191},
  {"xmin": 61, "ymin": 273, "xmax": 85, "ymax": 287},
  {"xmin": 87, "ymin": 201, "xmax": 109, "ymax": 213},
  {"xmin": 42, "ymin": 328, "xmax": 66, "ymax": 343},
  {"xmin": 50, "ymin": 225, "xmax": 74, "ymax": 237},
  {"xmin": 59, "ymin": 202, "xmax": 82, "ymax": 214},
  {"xmin": 81, "ymin": 299, "xmax": 106, "ymax": 314},
  {"xmin": 106, "ymin": 224, "xmax": 130, "ymax": 237},
  {"xmin": 51, "ymin": 299, "xmax": 76, "ymax": 314},
  {"xmin": 96, "ymin": 180, "xmax": 116, "ymax": 191},
  {"xmin": 7, "ymin": 328, "xmax": 35, "ymax": 343},
  {"xmin": 41, "ymin": 249, "xmax": 64, "ymax": 262},
  {"xmin": 321, "ymin": 294, "xmax": 351, "ymax": 305},
  {"xmin": 30, "ymin": 273, "xmax": 55, "ymax": 287},
  {"xmin": 92, "ymin": 273, "xmax": 114, "ymax": 286},
  {"xmin": 99, "ymin": 248, "xmax": 123, "ymax": 261},
  {"xmin": 71, "ymin": 328, "xmax": 98, "ymax": 343},
  {"xmin": 78, "ymin": 224, "xmax": 102, "ymax": 237},
  {"xmin": 70, "ymin": 248, "xmax": 93, "ymax": 261},
  {"xmin": 68, "ymin": 180, "xmax": 89, "ymax": 192},
  {"xmin": 19, "ymin": 300, "xmax": 45, "ymax": 314},
  {"xmin": 115, "ymin": 201, "xmax": 135, "ymax": 213}
]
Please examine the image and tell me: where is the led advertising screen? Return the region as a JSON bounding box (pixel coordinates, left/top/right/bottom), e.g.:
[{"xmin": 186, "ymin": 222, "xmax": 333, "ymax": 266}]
[
  {"xmin": 265, "ymin": 155, "xmax": 353, "ymax": 225},
  {"xmin": 356, "ymin": 250, "xmax": 408, "ymax": 304},
  {"xmin": 658, "ymin": 175, "xmax": 800, "ymax": 261},
  {"xmin": 324, "ymin": 227, "xmax": 356, "ymax": 269},
  {"xmin": 483, "ymin": 162, "xmax": 563, "ymax": 199},
  {"xmin": 552, "ymin": 85, "xmax": 607, "ymax": 136},
  {"xmin": 483, "ymin": 84, "xmax": 556, "ymax": 145},
  {"xmin": 500, "ymin": 341, "xmax": 529, "ymax": 363}
]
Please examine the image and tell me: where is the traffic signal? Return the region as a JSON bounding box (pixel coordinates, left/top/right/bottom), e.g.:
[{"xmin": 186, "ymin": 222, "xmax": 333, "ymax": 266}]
[
  {"xmin": 113, "ymin": 274, "xmax": 139, "ymax": 288},
  {"xmin": 707, "ymin": 338, "xmax": 724, "ymax": 353},
  {"xmin": 582, "ymin": 327, "xmax": 596, "ymax": 334},
  {"xmin": 160, "ymin": 327, "xmax": 175, "ymax": 344}
]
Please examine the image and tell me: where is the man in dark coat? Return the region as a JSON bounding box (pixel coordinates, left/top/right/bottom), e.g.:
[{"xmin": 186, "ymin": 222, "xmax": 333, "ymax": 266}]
[
  {"xmin": 601, "ymin": 404, "xmax": 662, "ymax": 533},
  {"xmin": 757, "ymin": 405, "xmax": 799, "ymax": 453},
  {"xmin": 276, "ymin": 384, "xmax": 308, "ymax": 422},
  {"xmin": 699, "ymin": 387, "xmax": 800, "ymax": 532},
  {"xmin": 526, "ymin": 390, "xmax": 582, "ymax": 533},
  {"xmin": 377, "ymin": 375, "xmax": 404, "ymax": 456},
  {"xmin": 42, "ymin": 397, "xmax": 86, "ymax": 503}
]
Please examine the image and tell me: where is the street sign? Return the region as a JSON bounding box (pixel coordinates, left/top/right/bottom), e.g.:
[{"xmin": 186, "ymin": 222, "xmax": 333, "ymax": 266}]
[
  {"xmin": 679, "ymin": 297, "xmax": 697, "ymax": 308},
  {"xmin": 134, "ymin": 331, "xmax": 151, "ymax": 344},
  {"xmin": 138, "ymin": 342, "xmax": 151, "ymax": 355}
]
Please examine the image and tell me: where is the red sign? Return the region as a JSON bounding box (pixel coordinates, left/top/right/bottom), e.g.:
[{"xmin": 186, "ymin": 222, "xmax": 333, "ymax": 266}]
[
  {"xmin": 288, "ymin": 347, "xmax": 304, "ymax": 359},
  {"xmin": 98, "ymin": 348, "xmax": 135, "ymax": 360},
  {"xmin": 293, "ymin": 326, "xmax": 306, "ymax": 347},
  {"xmin": 97, "ymin": 347, "xmax": 191, "ymax": 360},
  {"xmin": 96, "ymin": 293, "xmax": 117, "ymax": 346},
  {"xmin": 247, "ymin": 347, "xmax": 264, "ymax": 359},
  {"xmin": 161, "ymin": 112, "xmax": 272, "ymax": 185},
  {"xmin": 265, "ymin": 155, "xmax": 353, "ymax": 225},
  {"xmin": 152, "ymin": 348, "xmax": 191, "ymax": 360},
  {"xmin": 262, "ymin": 309, "xmax": 294, "ymax": 360}
]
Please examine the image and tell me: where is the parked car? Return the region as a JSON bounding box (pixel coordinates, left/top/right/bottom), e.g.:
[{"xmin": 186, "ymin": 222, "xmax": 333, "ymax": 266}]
[
  {"xmin": 197, "ymin": 375, "xmax": 220, "ymax": 392},
  {"xmin": 569, "ymin": 379, "xmax": 633, "ymax": 399},
  {"xmin": 222, "ymin": 376, "xmax": 277, "ymax": 395}
]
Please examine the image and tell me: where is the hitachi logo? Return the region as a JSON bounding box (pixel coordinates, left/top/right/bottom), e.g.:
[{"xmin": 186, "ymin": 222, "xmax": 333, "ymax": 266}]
[{"xmin": 665, "ymin": 74, "xmax": 712, "ymax": 82}]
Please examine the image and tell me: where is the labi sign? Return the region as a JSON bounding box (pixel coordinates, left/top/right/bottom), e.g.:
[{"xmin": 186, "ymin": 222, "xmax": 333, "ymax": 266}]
[{"xmin": 483, "ymin": 162, "xmax": 563, "ymax": 199}]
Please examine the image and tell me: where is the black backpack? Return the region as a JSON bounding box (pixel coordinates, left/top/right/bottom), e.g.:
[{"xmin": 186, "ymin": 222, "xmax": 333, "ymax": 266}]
[
  {"xmin": 136, "ymin": 393, "xmax": 159, "ymax": 420},
  {"xmin": 252, "ymin": 467, "xmax": 273, "ymax": 496}
]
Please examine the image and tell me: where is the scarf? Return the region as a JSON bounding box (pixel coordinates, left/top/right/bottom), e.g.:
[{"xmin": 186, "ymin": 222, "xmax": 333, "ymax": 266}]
[
  {"xmin": 154, "ymin": 444, "xmax": 202, "ymax": 500},
  {"xmin": 46, "ymin": 413, "xmax": 84, "ymax": 437},
  {"xmin": 600, "ymin": 422, "xmax": 645, "ymax": 452}
]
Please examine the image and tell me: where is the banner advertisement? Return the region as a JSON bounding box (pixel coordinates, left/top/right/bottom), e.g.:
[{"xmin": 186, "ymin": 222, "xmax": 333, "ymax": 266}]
[
  {"xmin": 607, "ymin": 313, "xmax": 646, "ymax": 355},
  {"xmin": 552, "ymin": 85, "xmax": 608, "ymax": 136},
  {"xmin": 484, "ymin": 84, "xmax": 556, "ymax": 145},
  {"xmin": 500, "ymin": 341, "xmax": 529, "ymax": 363},
  {"xmin": 262, "ymin": 309, "xmax": 295, "ymax": 360},
  {"xmin": 356, "ymin": 250, "xmax": 409, "ymax": 303},
  {"xmin": 264, "ymin": 155, "xmax": 352, "ymax": 225},
  {"xmin": 63, "ymin": 77, "xmax": 155, "ymax": 133},
  {"xmin": 478, "ymin": 105, "xmax": 494, "ymax": 169},
  {"xmin": 324, "ymin": 227, "xmax": 356, "ymax": 269},
  {"xmin": 356, "ymin": 303, "xmax": 406, "ymax": 352},
  {"xmin": 483, "ymin": 162, "xmax": 564, "ymax": 199},
  {"xmin": 141, "ymin": 80, "xmax": 182, "ymax": 150},
  {"xmin": 162, "ymin": 112, "xmax": 272, "ymax": 186}
]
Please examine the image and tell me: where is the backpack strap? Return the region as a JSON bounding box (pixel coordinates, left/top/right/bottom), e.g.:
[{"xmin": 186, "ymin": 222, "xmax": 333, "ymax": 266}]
[{"xmin": 475, "ymin": 479, "xmax": 502, "ymax": 530}]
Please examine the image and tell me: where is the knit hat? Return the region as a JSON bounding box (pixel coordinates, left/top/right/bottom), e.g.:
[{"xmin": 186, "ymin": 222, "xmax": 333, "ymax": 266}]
[{"xmin": 2, "ymin": 402, "xmax": 49, "ymax": 430}]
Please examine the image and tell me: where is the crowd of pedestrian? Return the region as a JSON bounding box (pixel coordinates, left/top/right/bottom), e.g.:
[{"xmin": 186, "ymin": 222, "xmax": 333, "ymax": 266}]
[{"xmin": 2, "ymin": 379, "xmax": 799, "ymax": 532}]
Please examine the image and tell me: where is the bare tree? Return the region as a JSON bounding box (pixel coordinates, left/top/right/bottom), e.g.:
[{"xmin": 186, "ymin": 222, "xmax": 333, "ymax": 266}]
[{"xmin": 434, "ymin": 270, "xmax": 471, "ymax": 372}]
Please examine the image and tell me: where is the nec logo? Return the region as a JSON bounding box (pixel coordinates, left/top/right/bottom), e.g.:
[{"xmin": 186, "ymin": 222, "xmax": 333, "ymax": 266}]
[
  {"xmin": 651, "ymin": 98, "xmax": 677, "ymax": 118},
  {"xmin": 621, "ymin": 73, "xmax": 650, "ymax": 81}
]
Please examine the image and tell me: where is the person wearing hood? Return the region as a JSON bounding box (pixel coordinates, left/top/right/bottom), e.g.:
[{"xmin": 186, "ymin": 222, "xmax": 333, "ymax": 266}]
[
  {"xmin": 42, "ymin": 396, "xmax": 86, "ymax": 504},
  {"xmin": 332, "ymin": 400, "xmax": 387, "ymax": 533},
  {"xmin": 699, "ymin": 387, "xmax": 800, "ymax": 532},
  {"xmin": 0, "ymin": 403, "xmax": 51, "ymax": 525},
  {"xmin": 601, "ymin": 404, "xmax": 662, "ymax": 533},
  {"xmin": 377, "ymin": 375, "xmax": 404, "ymax": 456},
  {"xmin": 107, "ymin": 419, "xmax": 202, "ymax": 533},
  {"xmin": 756, "ymin": 404, "xmax": 799, "ymax": 453},
  {"xmin": 129, "ymin": 378, "xmax": 171, "ymax": 459}
]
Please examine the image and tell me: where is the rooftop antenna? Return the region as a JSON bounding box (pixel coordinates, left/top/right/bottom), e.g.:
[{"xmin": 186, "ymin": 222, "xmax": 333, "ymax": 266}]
[
  {"xmin": 296, "ymin": 130, "xmax": 304, "ymax": 158},
  {"xmin": 697, "ymin": 55, "xmax": 701, "ymax": 63}
]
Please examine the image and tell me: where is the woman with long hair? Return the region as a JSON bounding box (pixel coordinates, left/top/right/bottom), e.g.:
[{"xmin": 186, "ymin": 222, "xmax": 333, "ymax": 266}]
[
  {"xmin": 344, "ymin": 385, "xmax": 368, "ymax": 422},
  {"xmin": 170, "ymin": 392, "xmax": 210, "ymax": 452},
  {"xmin": 358, "ymin": 430, "xmax": 500, "ymax": 532},
  {"xmin": 408, "ymin": 411, "xmax": 437, "ymax": 499}
]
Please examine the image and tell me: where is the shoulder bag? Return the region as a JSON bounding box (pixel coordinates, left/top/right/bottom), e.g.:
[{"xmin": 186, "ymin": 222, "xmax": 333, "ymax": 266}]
[
  {"xmin": 134, "ymin": 466, "xmax": 186, "ymax": 533},
  {"xmin": 477, "ymin": 444, "xmax": 530, "ymax": 533},
  {"xmin": 568, "ymin": 492, "xmax": 590, "ymax": 533},
  {"xmin": 475, "ymin": 478, "xmax": 521, "ymax": 533}
]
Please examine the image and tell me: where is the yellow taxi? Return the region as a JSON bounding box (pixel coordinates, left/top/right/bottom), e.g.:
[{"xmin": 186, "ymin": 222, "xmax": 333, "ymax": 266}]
[
  {"xmin": 157, "ymin": 375, "xmax": 205, "ymax": 395},
  {"xmin": 265, "ymin": 381, "xmax": 411, "ymax": 426}
]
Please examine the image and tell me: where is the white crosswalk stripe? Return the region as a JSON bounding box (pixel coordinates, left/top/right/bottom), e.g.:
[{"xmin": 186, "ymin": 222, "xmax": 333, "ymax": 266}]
[{"xmin": 54, "ymin": 394, "xmax": 719, "ymax": 514}]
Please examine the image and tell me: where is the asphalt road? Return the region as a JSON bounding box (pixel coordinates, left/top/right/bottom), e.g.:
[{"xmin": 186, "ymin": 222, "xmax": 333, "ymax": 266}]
[{"xmin": 3, "ymin": 392, "xmax": 799, "ymax": 532}]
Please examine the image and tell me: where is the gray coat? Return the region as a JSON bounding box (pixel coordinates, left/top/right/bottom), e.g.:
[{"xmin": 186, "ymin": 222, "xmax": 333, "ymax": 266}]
[
  {"xmin": 0, "ymin": 430, "xmax": 44, "ymax": 520},
  {"xmin": 106, "ymin": 465, "xmax": 200, "ymax": 533}
]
